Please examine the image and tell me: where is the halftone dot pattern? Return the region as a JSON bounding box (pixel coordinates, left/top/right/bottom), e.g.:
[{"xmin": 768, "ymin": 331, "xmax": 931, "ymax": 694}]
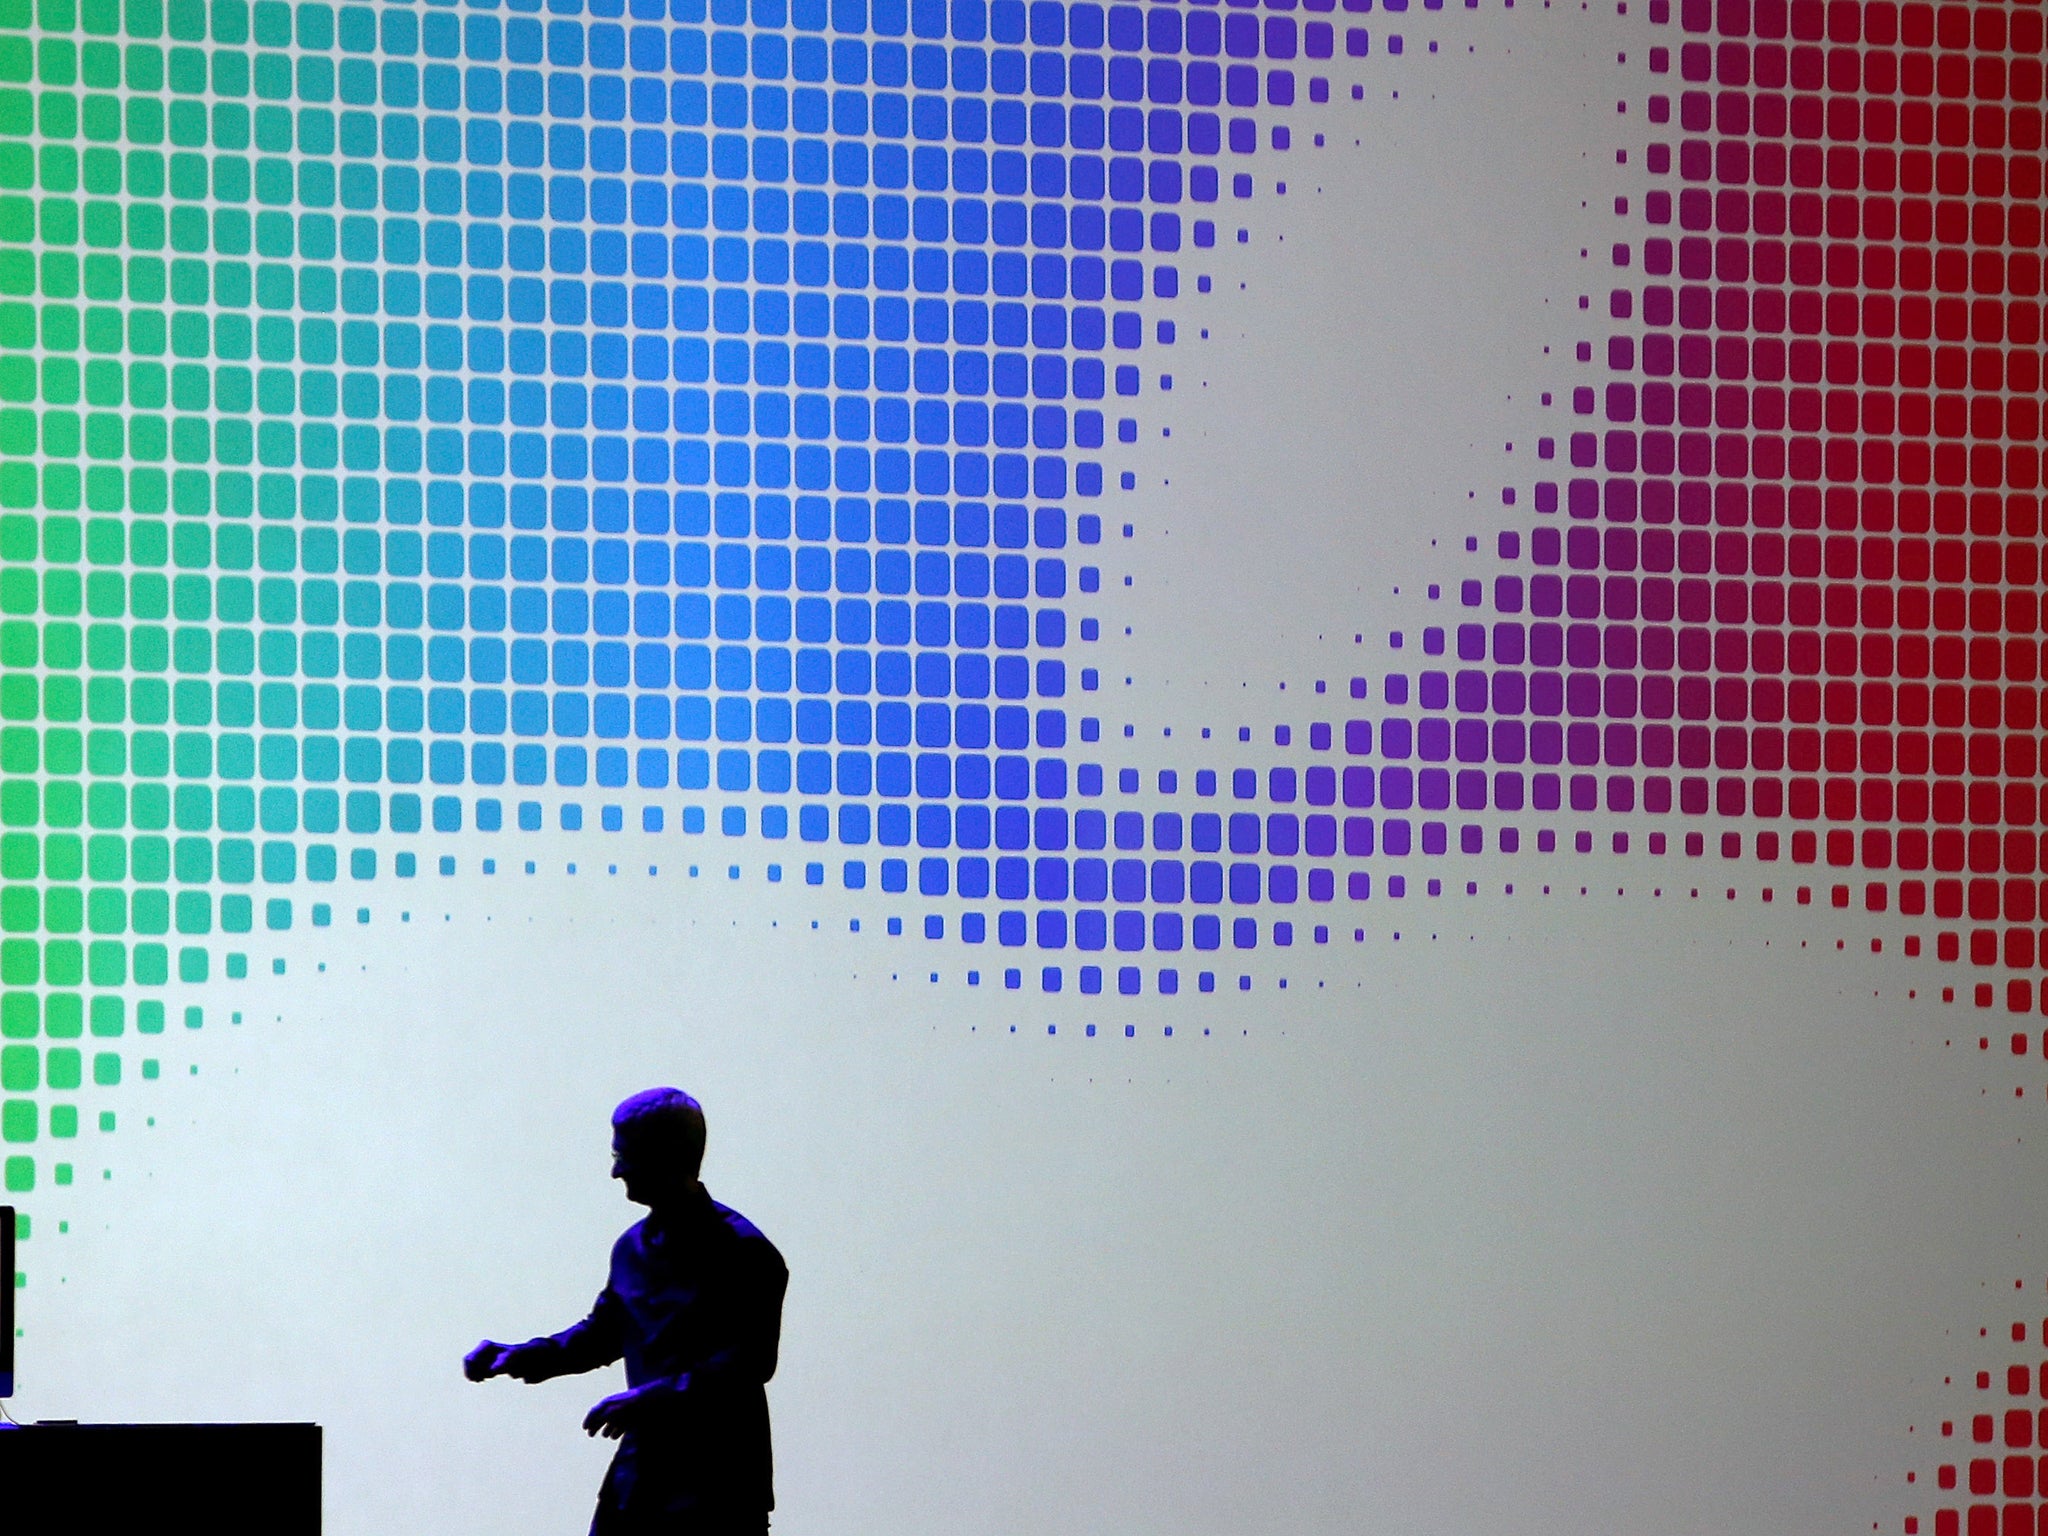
[
  {"xmin": 1572, "ymin": 5, "xmax": 2048, "ymax": 1528},
  {"xmin": 0, "ymin": 0, "xmax": 2028, "ymax": 1291},
  {"xmin": 1259, "ymin": 0, "xmax": 2048, "ymax": 1036},
  {"xmin": 0, "ymin": 0, "xmax": 1460, "ymax": 1194},
  {"xmin": 0, "ymin": 3, "xmax": 2038, "ymax": 1522},
  {"xmin": 1568, "ymin": 0, "xmax": 2048, "ymax": 1028},
  {"xmin": 1920, "ymin": 1311, "xmax": 2048, "ymax": 1536}
]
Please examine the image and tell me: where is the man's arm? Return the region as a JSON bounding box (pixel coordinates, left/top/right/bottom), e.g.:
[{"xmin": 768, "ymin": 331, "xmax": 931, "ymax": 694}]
[
  {"xmin": 467, "ymin": 1287, "xmax": 628, "ymax": 1385},
  {"xmin": 679, "ymin": 1237, "xmax": 789, "ymax": 1389},
  {"xmin": 582, "ymin": 1238, "xmax": 787, "ymax": 1437}
]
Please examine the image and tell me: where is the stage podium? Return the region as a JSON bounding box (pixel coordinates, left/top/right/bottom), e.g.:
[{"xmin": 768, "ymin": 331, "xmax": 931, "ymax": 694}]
[{"xmin": 0, "ymin": 1422, "xmax": 321, "ymax": 1533}]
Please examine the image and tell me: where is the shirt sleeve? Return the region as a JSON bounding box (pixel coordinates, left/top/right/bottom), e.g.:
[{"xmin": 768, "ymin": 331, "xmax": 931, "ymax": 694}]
[{"xmin": 517, "ymin": 1285, "xmax": 629, "ymax": 1380}]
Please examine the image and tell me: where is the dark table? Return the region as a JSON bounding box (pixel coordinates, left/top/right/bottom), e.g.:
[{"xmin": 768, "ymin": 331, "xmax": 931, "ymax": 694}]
[{"xmin": 0, "ymin": 1421, "xmax": 320, "ymax": 1533}]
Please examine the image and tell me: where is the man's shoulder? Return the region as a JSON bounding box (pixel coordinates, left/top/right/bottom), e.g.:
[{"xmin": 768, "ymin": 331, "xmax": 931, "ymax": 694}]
[{"xmin": 706, "ymin": 1197, "xmax": 785, "ymax": 1267}]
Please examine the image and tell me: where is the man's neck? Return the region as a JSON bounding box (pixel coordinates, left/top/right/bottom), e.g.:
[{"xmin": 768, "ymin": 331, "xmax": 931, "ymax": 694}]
[{"xmin": 645, "ymin": 1180, "xmax": 707, "ymax": 1222}]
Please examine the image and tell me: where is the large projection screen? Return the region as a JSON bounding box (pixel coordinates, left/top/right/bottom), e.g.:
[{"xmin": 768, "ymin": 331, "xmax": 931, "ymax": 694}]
[{"xmin": 2, "ymin": 0, "xmax": 2043, "ymax": 1531}]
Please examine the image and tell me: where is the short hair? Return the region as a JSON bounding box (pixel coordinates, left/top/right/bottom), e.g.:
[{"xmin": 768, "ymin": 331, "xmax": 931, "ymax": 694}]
[{"xmin": 612, "ymin": 1087, "xmax": 708, "ymax": 1181}]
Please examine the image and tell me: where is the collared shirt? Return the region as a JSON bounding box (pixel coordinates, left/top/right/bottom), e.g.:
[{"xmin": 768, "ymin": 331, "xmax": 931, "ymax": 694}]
[{"xmin": 528, "ymin": 1187, "xmax": 787, "ymax": 1526}]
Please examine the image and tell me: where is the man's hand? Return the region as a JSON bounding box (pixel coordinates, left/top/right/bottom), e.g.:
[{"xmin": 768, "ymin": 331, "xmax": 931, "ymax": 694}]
[
  {"xmin": 464, "ymin": 1340, "xmax": 512, "ymax": 1381},
  {"xmin": 583, "ymin": 1387, "xmax": 652, "ymax": 1439},
  {"xmin": 465, "ymin": 1340, "xmax": 548, "ymax": 1383}
]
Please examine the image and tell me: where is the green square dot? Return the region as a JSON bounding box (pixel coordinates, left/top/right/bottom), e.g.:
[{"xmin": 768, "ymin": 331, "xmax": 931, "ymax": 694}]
[
  {"xmin": 43, "ymin": 994, "xmax": 81, "ymax": 1038},
  {"xmin": 41, "ymin": 356, "xmax": 79, "ymax": 402},
  {"xmin": 89, "ymin": 995, "xmax": 122, "ymax": 1035},
  {"xmin": 84, "ymin": 515, "xmax": 123, "ymax": 562},
  {"xmin": 127, "ymin": 257, "xmax": 166, "ymax": 306},
  {"xmin": 81, "ymin": 146, "xmax": 119, "ymax": 194},
  {"xmin": 124, "ymin": 44, "xmax": 164, "ymax": 94},
  {"xmin": 80, "ymin": 49, "xmax": 118, "ymax": 93},
  {"xmin": 82, "ymin": 261, "xmax": 122, "ymax": 308},
  {"xmin": 45, "ymin": 1046, "xmax": 80, "ymax": 1088},
  {"xmin": 36, "ymin": 38, "xmax": 76, "ymax": 88},
  {"xmin": 252, "ymin": 0, "xmax": 288, "ymax": 45},
  {"xmin": 166, "ymin": 49, "xmax": 204, "ymax": 95},
  {"xmin": 39, "ymin": 89, "xmax": 79, "ymax": 140},
  {"xmin": 1, "ymin": 1098, "xmax": 36, "ymax": 1142},
  {"xmin": 37, "ymin": 147, "xmax": 76, "ymax": 195},
  {"xmin": 85, "ymin": 360, "xmax": 122, "ymax": 405},
  {"xmin": 125, "ymin": 99, "xmax": 164, "ymax": 147},
  {"xmin": 0, "ymin": 993, "xmax": 36, "ymax": 1039}
]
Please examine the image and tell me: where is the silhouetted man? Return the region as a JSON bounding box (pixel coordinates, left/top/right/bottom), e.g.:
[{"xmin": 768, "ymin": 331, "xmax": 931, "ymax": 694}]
[{"xmin": 466, "ymin": 1088, "xmax": 788, "ymax": 1535}]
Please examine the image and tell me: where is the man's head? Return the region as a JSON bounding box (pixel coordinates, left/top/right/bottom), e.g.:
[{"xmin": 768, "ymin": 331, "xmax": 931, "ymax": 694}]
[{"xmin": 610, "ymin": 1087, "xmax": 707, "ymax": 1207}]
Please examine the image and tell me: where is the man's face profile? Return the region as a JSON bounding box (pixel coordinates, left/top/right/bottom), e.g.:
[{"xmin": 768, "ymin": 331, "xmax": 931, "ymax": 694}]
[{"xmin": 610, "ymin": 1133, "xmax": 662, "ymax": 1207}]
